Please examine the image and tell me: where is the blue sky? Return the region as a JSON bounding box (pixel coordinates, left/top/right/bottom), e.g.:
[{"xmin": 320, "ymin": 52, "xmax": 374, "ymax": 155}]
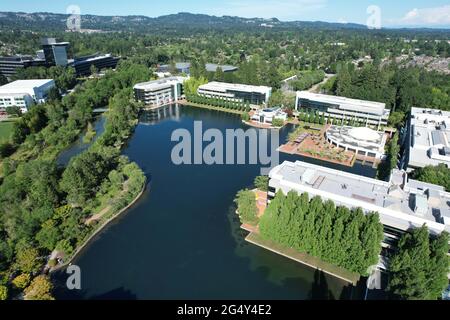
[{"xmin": 1, "ymin": 0, "xmax": 450, "ymax": 27}]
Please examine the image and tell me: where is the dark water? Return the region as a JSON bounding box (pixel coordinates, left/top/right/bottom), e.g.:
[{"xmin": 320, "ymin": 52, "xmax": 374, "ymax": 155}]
[
  {"xmin": 56, "ymin": 115, "xmax": 107, "ymax": 166},
  {"xmin": 53, "ymin": 104, "xmax": 375, "ymax": 300}
]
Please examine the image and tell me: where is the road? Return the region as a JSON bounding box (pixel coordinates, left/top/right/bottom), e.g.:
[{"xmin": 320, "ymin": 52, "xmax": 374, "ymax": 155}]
[{"xmin": 308, "ymin": 73, "xmax": 335, "ymax": 93}]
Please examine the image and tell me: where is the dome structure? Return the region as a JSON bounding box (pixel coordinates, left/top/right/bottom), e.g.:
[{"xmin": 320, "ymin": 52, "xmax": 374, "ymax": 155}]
[{"xmin": 348, "ymin": 127, "xmax": 380, "ymax": 142}]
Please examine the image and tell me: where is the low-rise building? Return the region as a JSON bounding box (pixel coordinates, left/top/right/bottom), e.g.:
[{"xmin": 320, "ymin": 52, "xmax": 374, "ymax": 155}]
[
  {"xmin": 295, "ymin": 91, "xmax": 390, "ymax": 127},
  {"xmin": 70, "ymin": 53, "xmax": 120, "ymax": 76},
  {"xmin": 133, "ymin": 77, "xmax": 187, "ymax": 107},
  {"xmin": 403, "ymin": 107, "xmax": 450, "ymax": 171},
  {"xmin": 0, "ymin": 79, "xmax": 55, "ymax": 112},
  {"xmin": 269, "ymin": 161, "xmax": 450, "ymax": 246},
  {"xmin": 198, "ymin": 81, "xmax": 272, "ymax": 106},
  {"xmin": 325, "ymin": 125, "xmax": 388, "ymax": 160},
  {"xmin": 251, "ymin": 107, "xmax": 287, "ymax": 124},
  {"xmin": 157, "ymin": 62, "xmax": 238, "ymax": 75}
]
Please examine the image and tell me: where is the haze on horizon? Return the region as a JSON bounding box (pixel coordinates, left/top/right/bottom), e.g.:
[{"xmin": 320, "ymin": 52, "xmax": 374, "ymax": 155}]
[{"xmin": 1, "ymin": 0, "xmax": 450, "ymax": 29}]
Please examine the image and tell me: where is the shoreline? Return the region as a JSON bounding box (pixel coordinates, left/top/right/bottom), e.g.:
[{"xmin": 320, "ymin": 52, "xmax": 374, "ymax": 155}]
[
  {"xmin": 50, "ymin": 177, "xmax": 148, "ymax": 273},
  {"xmin": 178, "ymin": 99, "xmax": 245, "ymax": 115}
]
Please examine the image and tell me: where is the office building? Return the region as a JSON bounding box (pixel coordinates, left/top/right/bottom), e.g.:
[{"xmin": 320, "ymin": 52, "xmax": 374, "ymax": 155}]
[
  {"xmin": 157, "ymin": 62, "xmax": 238, "ymax": 75},
  {"xmin": 41, "ymin": 38, "xmax": 70, "ymax": 67},
  {"xmin": 269, "ymin": 161, "xmax": 450, "ymax": 244},
  {"xmin": 403, "ymin": 107, "xmax": 450, "ymax": 171},
  {"xmin": 198, "ymin": 82, "xmax": 272, "ymax": 106},
  {"xmin": 0, "ymin": 55, "xmax": 46, "ymax": 79},
  {"xmin": 71, "ymin": 53, "xmax": 120, "ymax": 76},
  {"xmin": 0, "ymin": 38, "xmax": 119, "ymax": 79},
  {"xmin": 251, "ymin": 107, "xmax": 287, "ymax": 124},
  {"xmin": 325, "ymin": 126, "xmax": 388, "ymax": 160},
  {"xmin": 133, "ymin": 77, "xmax": 187, "ymax": 107},
  {"xmin": 0, "ymin": 79, "xmax": 55, "ymax": 112},
  {"xmin": 295, "ymin": 91, "xmax": 391, "ymax": 127}
]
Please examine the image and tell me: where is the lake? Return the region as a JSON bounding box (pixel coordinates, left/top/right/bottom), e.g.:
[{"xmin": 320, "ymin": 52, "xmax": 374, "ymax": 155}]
[{"xmin": 53, "ymin": 104, "xmax": 375, "ymax": 300}]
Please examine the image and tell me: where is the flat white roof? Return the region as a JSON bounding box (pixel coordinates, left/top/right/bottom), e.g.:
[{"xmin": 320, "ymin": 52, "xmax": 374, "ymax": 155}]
[
  {"xmin": 0, "ymin": 79, "xmax": 55, "ymax": 93},
  {"xmin": 134, "ymin": 77, "xmax": 187, "ymax": 91},
  {"xmin": 408, "ymin": 107, "xmax": 450, "ymax": 168},
  {"xmin": 269, "ymin": 161, "xmax": 450, "ymax": 235},
  {"xmin": 296, "ymin": 91, "xmax": 388, "ymax": 116},
  {"xmin": 199, "ymin": 81, "xmax": 272, "ymax": 95}
]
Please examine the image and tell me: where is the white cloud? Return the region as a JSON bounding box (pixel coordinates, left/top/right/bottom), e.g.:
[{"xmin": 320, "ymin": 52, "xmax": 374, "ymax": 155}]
[
  {"xmin": 395, "ymin": 5, "xmax": 450, "ymax": 26},
  {"xmin": 207, "ymin": 0, "xmax": 327, "ymax": 21}
]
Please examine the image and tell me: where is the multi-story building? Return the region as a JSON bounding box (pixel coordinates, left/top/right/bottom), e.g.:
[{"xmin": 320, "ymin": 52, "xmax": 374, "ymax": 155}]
[
  {"xmin": 198, "ymin": 82, "xmax": 272, "ymax": 106},
  {"xmin": 295, "ymin": 91, "xmax": 391, "ymax": 127},
  {"xmin": 157, "ymin": 62, "xmax": 238, "ymax": 75},
  {"xmin": 0, "ymin": 79, "xmax": 55, "ymax": 112},
  {"xmin": 269, "ymin": 161, "xmax": 450, "ymax": 252},
  {"xmin": 41, "ymin": 38, "xmax": 70, "ymax": 67},
  {"xmin": 402, "ymin": 107, "xmax": 450, "ymax": 171},
  {"xmin": 0, "ymin": 55, "xmax": 46, "ymax": 79},
  {"xmin": 0, "ymin": 38, "xmax": 120, "ymax": 79},
  {"xmin": 133, "ymin": 77, "xmax": 187, "ymax": 107},
  {"xmin": 71, "ymin": 53, "xmax": 121, "ymax": 76}
]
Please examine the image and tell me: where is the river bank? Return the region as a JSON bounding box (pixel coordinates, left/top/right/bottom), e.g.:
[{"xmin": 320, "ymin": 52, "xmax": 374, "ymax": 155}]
[{"xmin": 51, "ymin": 176, "xmax": 147, "ymax": 272}]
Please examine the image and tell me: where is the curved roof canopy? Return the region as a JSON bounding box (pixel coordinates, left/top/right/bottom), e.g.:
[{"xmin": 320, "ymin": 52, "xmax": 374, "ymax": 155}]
[{"xmin": 348, "ymin": 127, "xmax": 380, "ymax": 142}]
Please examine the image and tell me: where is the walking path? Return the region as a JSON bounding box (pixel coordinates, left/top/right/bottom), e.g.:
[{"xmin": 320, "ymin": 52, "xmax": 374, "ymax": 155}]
[{"xmin": 308, "ymin": 73, "xmax": 335, "ymax": 93}]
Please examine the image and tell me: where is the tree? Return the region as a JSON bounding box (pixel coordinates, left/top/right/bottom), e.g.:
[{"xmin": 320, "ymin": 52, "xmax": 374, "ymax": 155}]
[
  {"xmin": 15, "ymin": 247, "xmax": 41, "ymax": 274},
  {"xmin": 12, "ymin": 273, "xmax": 31, "ymax": 290},
  {"xmin": 410, "ymin": 164, "xmax": 450, "ymax": 192},
  {"xmin": 214, "ymin": 66, "xmax": 225, "ymax": 82},
  {"xmin": 5, "ymin": 106, "xmax": 22, "ymax": 117},
  {"xmin": 388, "ymin": 226, "xmax": 449, "ymax": 300},
  {"xmin": 0, "ymin": 73, "xmax": 8, "ymax": 86},
  {"xmin": 234, "ymin": 189, "xmax": 258, "ymax": 225},
  {"xmin": 0, "ymin": 285, "xmax": 8, "ymax": 300},
  {"xmin": 254, "ymin": 176, "xmax": 269, "ymax": 192},
  {"xmin": 24, "ymin": 275, "xmax": 54, "ymax": 300}
]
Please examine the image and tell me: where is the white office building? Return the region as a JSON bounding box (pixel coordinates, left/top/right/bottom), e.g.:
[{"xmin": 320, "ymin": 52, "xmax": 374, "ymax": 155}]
[
  {"xmin": 403, "ymin": 107, "xmax": 450, "ymax": 171},
  {"xmin": 325, "ymin": 126, "xmax": 388, "ymax": 160},
  {"xmin": 0, "ymin": 79, "xmax": 56, "ymax": 112},
  {"xmin": 269, "ymin": 161, "xmax": 450, "ymax": 241},
  {"xmin": 295, "ymin": 91, "xmax": 391, "ymax": 127},
  {"xmin": 251, "ymin": 107, "xmax": 287, "ymax": 124},
  {"xmin": 198, "ymin": 82, "xmax": 272, "ymax": 106},
  {"xmin": 133, "ymin": 77, "xmax": 188, "ymax": 107}
]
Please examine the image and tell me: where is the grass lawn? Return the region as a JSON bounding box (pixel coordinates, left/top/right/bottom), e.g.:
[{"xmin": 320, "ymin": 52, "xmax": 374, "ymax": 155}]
[{"xmin": 0, "ymin": 120, "xmax": 15, "ymax": 143}]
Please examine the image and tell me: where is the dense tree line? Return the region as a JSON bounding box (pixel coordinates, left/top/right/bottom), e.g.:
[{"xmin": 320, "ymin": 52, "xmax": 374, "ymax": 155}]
[
  {"xmin": 410, "ymin": 164, "xmax": 450, "ymax": 192},
  {"xmin": 388, "ymin": 226, "xmax": 449, "ymax": 300},
  {"xmin": 326, "ymin": 64, "xmax": 449, "ymax": 116},
  {"xmin": 259, "ymin": 191, "xmax": 384, "ymax": 275},
  {"xmin": 12, "ymin": 66, "xmax": 77, "ymax": 92},
  {"xmin": 0, "ymin": 62, "xmax": 149, "ymax": 300},
  {"xmin": 186, "ymin": 94, "xmax": 250, "ymax": 113},
  {"xmin": 377, "ymin": 133, "xmax": 400, "ymax": 181},
  {"xmin": 289, "ymin": 70, "xmax": 325, "ymax": 91}
]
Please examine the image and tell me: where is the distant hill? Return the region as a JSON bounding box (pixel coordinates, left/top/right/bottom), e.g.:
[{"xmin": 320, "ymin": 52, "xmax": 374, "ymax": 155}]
[{"xmin": 0, "ymin": 11, "xmax": 370, "ymax": 32}]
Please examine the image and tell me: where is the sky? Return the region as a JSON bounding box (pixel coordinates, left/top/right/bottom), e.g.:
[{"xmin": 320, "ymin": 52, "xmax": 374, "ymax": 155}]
[{"xmin": 1, "ymin": 0, "xmax": 450, "ymax": 28}]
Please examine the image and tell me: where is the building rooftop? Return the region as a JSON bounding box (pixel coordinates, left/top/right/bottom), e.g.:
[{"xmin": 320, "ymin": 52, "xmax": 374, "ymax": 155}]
[
  {"xmin": 205, "ymin": 63, "xmax": 238, "ymax": 72},
  {"xmin": 0, "ymin": 79, "xmax": 54, "ymax": 93},
  {"xmin": 198, "ymin": 81, "xmax": 272, "ymax": 95},
  {"xmin": 407, "ymin": 107, "xmax": 450, "ymax": 168},
  {"xmin": 326, "ymin": 125, "xmax": 387, "ymax": 154},
  {"xmin": 296, "ymin": 91, "xmax": 388, "ymax": 117},
  {"xmin": 133, "ymin": 76, "xmax": 188, "ymax": 91},
  {"xmin": 269, "ymin": 160, "xmax": 450, "ymax": 235}
]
